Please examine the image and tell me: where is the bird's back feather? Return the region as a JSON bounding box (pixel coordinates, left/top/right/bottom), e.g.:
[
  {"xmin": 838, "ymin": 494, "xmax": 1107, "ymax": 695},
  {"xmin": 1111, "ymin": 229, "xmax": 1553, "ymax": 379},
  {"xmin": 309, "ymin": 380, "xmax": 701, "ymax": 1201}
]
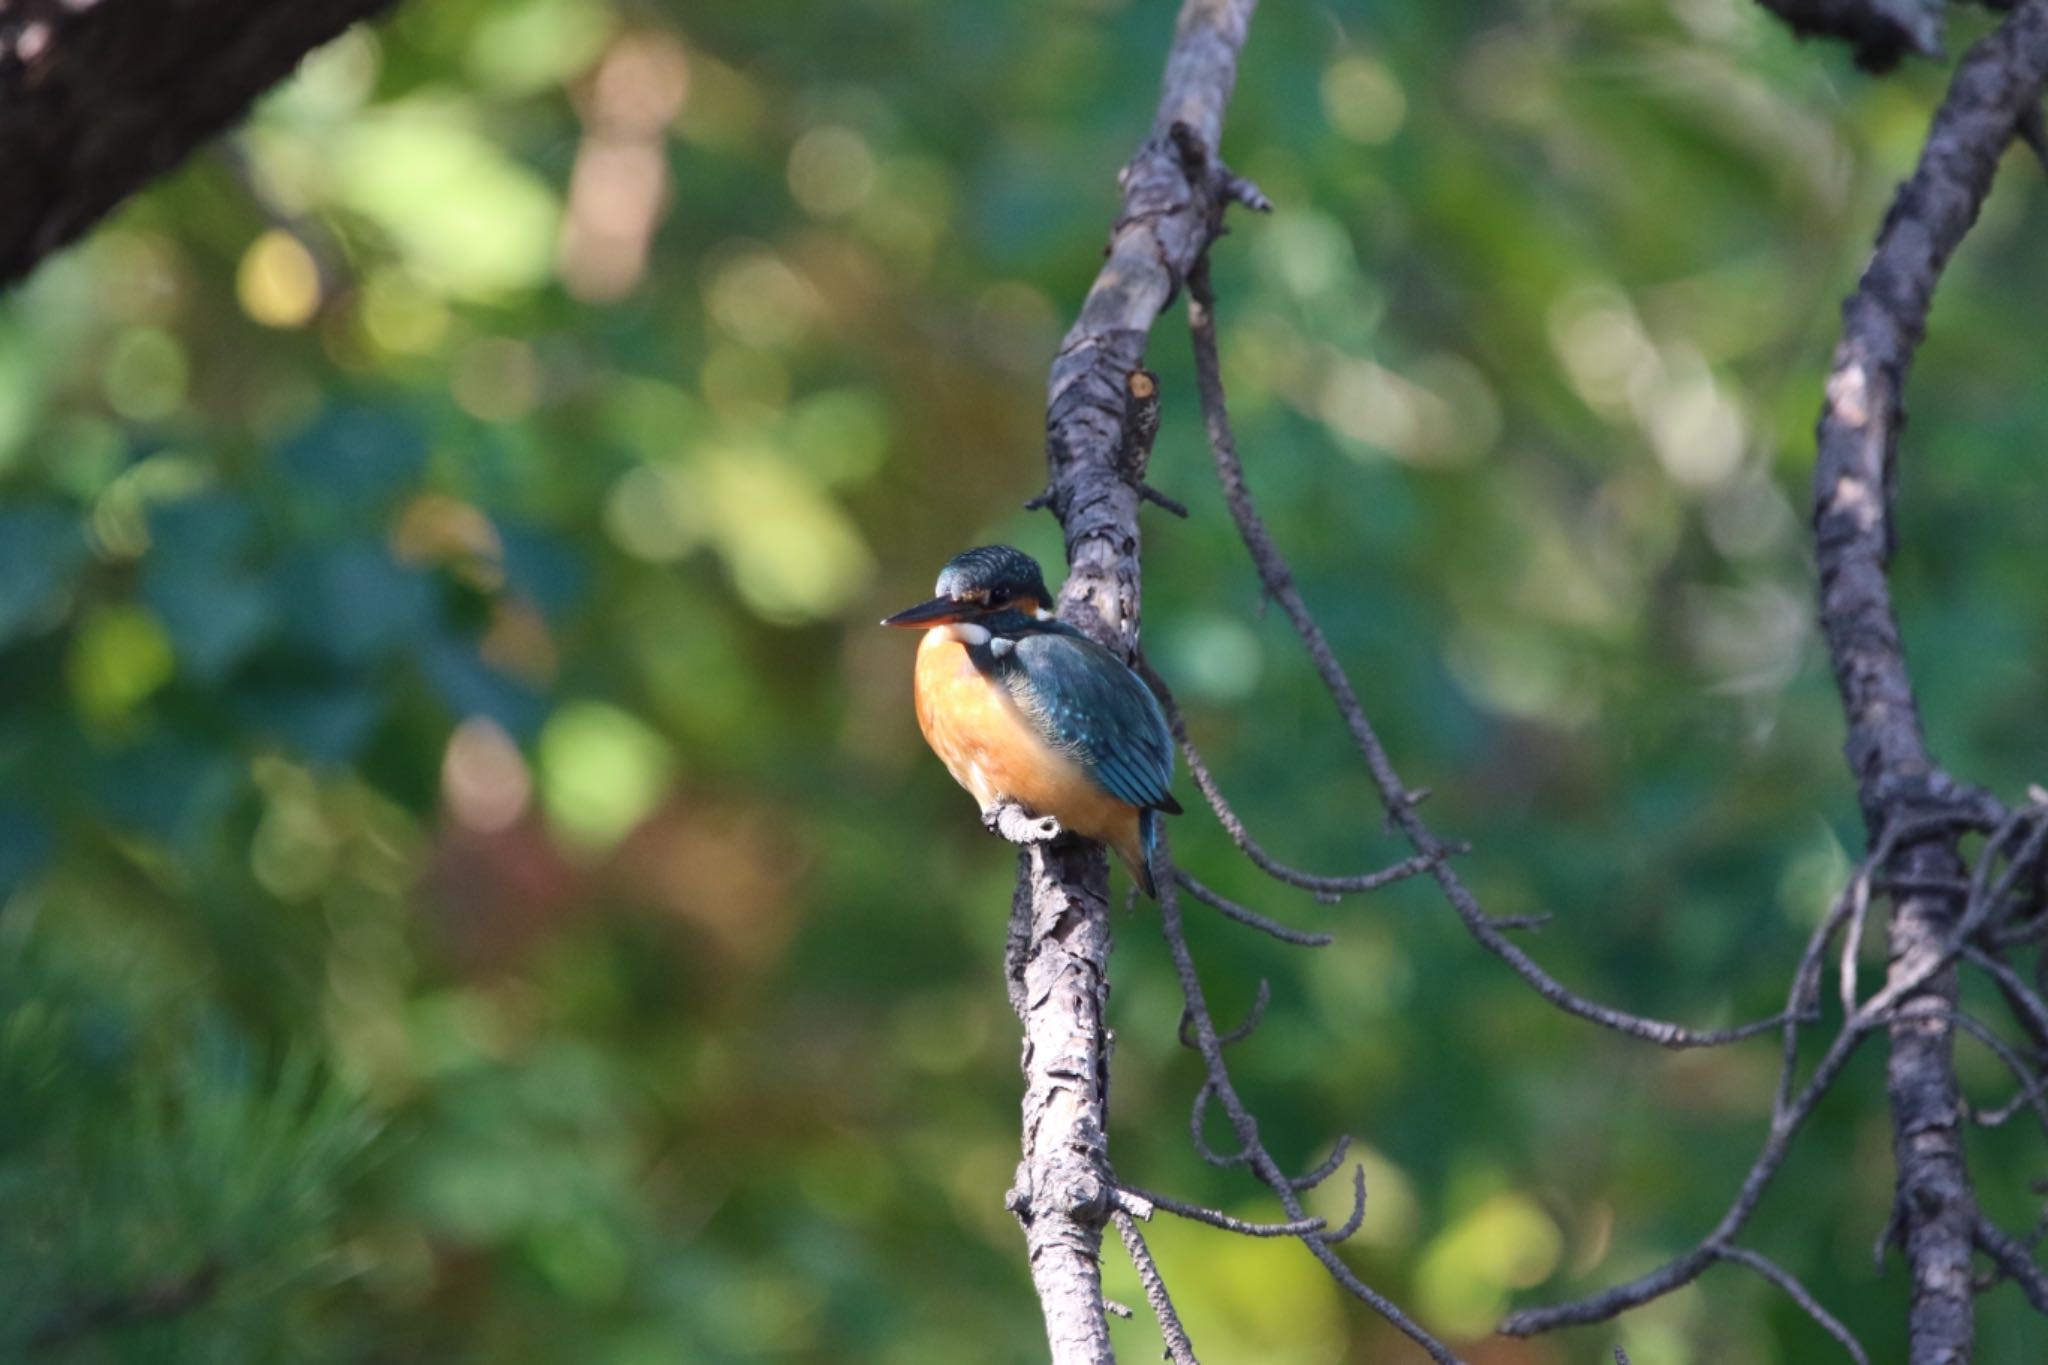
[{"xmin": 994, "ymin": 628, "xmax": 1179, "ymax": 816}]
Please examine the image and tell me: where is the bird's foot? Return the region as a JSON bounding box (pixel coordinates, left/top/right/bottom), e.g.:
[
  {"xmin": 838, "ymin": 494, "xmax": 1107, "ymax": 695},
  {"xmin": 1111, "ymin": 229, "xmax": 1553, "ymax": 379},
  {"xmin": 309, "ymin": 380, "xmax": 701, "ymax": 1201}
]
[{"xmin": 984, "ymin": 801, "xmax": 1064, "ymax": 846}]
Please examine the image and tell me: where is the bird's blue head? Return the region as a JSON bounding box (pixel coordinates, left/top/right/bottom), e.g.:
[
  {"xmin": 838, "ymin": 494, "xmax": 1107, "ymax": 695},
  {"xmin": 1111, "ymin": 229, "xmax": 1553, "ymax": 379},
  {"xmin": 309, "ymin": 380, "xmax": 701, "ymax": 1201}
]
[{"xmin": 881, "ymin": 545, "xmax": 1055, "ymax": 630}]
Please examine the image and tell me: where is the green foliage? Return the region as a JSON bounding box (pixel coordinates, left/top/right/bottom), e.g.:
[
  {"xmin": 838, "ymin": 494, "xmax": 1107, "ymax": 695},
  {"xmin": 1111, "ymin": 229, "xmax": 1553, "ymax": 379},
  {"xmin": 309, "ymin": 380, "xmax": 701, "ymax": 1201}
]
[
  {"xmin": 1, "ymin": 0, "xmax": 2045, "ymax": 1360},
  {"xmin": 0, "ymin": 943, "xmax": 375, "ymax": 1361}
]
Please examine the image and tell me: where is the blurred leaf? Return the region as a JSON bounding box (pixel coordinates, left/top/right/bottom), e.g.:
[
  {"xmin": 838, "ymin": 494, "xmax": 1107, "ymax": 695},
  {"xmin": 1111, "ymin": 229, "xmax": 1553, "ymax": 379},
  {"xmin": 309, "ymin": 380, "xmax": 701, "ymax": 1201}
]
[
  {"xmin": 419, "ymin": 635, "xmax": 546, "ymax": 740},
  {"xmin": 0, "ymin": 504, "xmax": 87, "ymax": 647},
  {"xmin": 67, "ymin": 604, "xmax": 176, "ymax": 729},
  {"xmin": 147, "ymin": 494, "xmax": 263, "ymax": 568},
  {"xmin": 144, "ymin": 564, "xmax": 275, "ymax": 683},
  {"xmin": 496, "ymin": 523, "xmax": 589, "ymax": 622},
  {"xmin": 536, "ymin": 702, "xmax": 674, "ymax": 852},
  {"xmin": 331, "ymin": 98, "xmax": 561, "ymax": 301},
  {"xmin": 234, "ymin": 679, "xmax": 384, "ymax": 765},
  {"xmin": 276, "ymin": 405, "xmax": 429, "ymax": 519},
  {"xmin": 90, "ymin": 736, "xmax": 240, "ymax": 848},
  {"xmin": 0, "ymin": 803, "xmax": 54, "ymax": 896},
  {"xmin": 273, "ymin": 541, "xmax": 436, "ymax": 666}
]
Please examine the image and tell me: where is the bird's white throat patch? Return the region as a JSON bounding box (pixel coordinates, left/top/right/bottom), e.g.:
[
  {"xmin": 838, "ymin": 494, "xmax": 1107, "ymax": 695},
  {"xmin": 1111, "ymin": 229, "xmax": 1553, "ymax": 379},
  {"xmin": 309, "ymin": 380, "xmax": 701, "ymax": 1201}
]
[{"xmin": 937, "ymin": 621, "xmax": 991, "ymax": 646}]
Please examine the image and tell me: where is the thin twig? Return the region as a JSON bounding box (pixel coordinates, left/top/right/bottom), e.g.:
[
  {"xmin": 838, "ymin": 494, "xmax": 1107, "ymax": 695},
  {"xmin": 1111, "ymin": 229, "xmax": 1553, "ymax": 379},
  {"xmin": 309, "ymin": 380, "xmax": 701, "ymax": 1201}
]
[
  {"xmin": 1502, "ymin": 1019, "xmax": 1874, "ymax": 1335},
  {"xmin": 1158, "ymin": 852, "xmax": 1463, "ymax": 1363},
  {"xmin": 1119, "ymin": 1185, "xmax": 1326, "ymax": 1238},
  {"xmin": 1114, "ymin": 1211, "xmax": 1200, "ymax": 1365},
  {"xmin": 1146, "ymin": 667, "xmax": 1447, "ymax": 899},
  {"xmin": 1187, "ymin": 256, "xmax": 1786, "ymax": 1053},
  {"xmin": 1975, "ymin": 1215, "xmax": 2048, "ymax": 1312},
  {"xmin": 1179, "ymin": 977, "xmax": 1271, "ymax": 1049},
  {"xmin": 1965, "ymin": 945, "xmax": 2048, "ymax": 1054},
  {"xmin": 1717, "ymin": 1244, "xmax": 1870, "ymax": 1365},
  {"xmin": 1290, "ymin": 1134, "xmax": 1353, "ymax": 1192},
  {"xmin": 1174, "ymin": 869, "xmax": 1333, "ymax": 947},
  {"xmin": 1322, "ymin": 1165, "xmax": 1368, "ymax": 1244}
]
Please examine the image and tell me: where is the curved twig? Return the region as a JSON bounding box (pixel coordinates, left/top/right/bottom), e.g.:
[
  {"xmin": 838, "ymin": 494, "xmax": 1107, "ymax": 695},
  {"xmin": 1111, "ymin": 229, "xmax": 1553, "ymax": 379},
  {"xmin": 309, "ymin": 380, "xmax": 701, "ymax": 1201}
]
[
  {"xmin": 1187, "ymin": 258, "xmax": 1787, "ymax": 1053},
  {"xmin": 1157, "ymin": 858, "xmax": 1462, "ymax": 1363}
]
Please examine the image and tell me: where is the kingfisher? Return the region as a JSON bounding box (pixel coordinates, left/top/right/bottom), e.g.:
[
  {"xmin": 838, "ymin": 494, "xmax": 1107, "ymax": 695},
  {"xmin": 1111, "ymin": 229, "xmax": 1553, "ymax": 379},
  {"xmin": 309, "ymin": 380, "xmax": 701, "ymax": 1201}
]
[{"xmin": 882, "ymin": 545, "xmax": 1182, "ymax": 896}]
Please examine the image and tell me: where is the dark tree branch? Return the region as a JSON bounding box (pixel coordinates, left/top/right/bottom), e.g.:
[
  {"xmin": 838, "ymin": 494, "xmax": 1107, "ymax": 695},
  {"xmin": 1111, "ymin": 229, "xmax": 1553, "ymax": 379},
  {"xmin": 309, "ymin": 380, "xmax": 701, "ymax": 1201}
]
[
  {"xmin": 1155, "ymin": 851, "xmax": 1462, "ymax": 1363},
  {"xmin": 1975, "ymin": 1215, "xmax": 2048, "ymax": 1312},
  {"xmin": 1754, "ymin": 0, "xmax": 1944, "ymax": 72},
  {"xmin": 0, "ymin": 0, "xmax": 399, "ymax": 288},
  {"xmin": 1505, "ymin": 4, "xmax": 2048, "ymax": 1355},
  {"xmin": 1117, "ymin": 1184, "xmax": 1326, "ymax": 1238},
  {"xmin": 1173, "ymin": 868, "xmax": 1334, "ymax": 947},
  {"xmin": 1014, "ymin": 0, "xmax": 2048, "ymax": 1358},
  {"xmin": 1809, "ymin": 4, "xmax": 2048, "ymax": 1355},
  {"xmin": 1005, "ymin": 2, "xmax": 1259, "ymax": 1360},
  {"xmin": 1187, "ymin": 258, "xmax": 1789, "ymax": 1054}
]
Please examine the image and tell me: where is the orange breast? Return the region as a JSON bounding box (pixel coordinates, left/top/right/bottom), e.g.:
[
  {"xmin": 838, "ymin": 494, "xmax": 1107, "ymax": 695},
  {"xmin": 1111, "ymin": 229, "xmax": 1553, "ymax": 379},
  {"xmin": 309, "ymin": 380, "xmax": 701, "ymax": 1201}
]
[{"xmin": 913, "ymin": 628, "xmax": 1141, "ymax": 866}]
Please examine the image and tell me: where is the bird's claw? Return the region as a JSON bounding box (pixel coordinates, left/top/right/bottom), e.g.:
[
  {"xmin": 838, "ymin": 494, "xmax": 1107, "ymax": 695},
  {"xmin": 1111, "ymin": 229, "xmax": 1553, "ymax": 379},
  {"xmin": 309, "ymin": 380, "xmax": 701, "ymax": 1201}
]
[{"xmin": 984, "ymin": 802, "xmax": 1064, "ymax": 846}]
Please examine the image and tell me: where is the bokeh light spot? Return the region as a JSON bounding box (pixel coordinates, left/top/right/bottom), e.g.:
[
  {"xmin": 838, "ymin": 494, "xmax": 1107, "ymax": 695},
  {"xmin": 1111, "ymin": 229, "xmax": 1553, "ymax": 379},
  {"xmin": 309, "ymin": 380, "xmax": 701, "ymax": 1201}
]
[
  {"xmin": 698, "ymin": 449, "xmax": 874, "ymax": 623},
  {"xmin": 705, "ymin": 250, "xmax": 819, "ymax": 349},
  {"xmin": 1321, "ymin": 54, "xmax": 1407, "ymax": 145},
  {"xmin": 237, "ymin": 229, "xmax": 323, "ymax": 329},
  {"xmin": 453, "ymin": 338, "xmax": 542, "ymax": 423},
  {"xmin": 68, "ymin": 604, "xmax": 175, "ymax": 729},
  {"xmin": 443, "ymin": 717, "xmax": 532, "ymax": 835},
  {"xmin": 536, "ymin": 701, "xmax": 675, "ymax": 852},
  {"xmin": 101, "ymin": 327, "xmax": 189, "ymax": 423},
  {"xmin": 1415, "ymin": 1190, "xmax": 1564, "ymax": 1336},
  {"xmin": 360, "ymin": 270, "xmax": 450, "ymax": 355},
  {"xmin": 787, "ymin": 125, "xmax": 877, "ymax": 218}
]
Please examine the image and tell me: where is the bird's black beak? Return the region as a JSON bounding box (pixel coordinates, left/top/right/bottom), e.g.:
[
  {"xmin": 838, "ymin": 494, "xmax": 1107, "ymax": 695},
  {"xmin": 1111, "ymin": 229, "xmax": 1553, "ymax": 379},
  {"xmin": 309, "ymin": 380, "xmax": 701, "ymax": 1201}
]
[{"xmin": 880, "ymin": 596, "xmax": 972, "ymax": 628}]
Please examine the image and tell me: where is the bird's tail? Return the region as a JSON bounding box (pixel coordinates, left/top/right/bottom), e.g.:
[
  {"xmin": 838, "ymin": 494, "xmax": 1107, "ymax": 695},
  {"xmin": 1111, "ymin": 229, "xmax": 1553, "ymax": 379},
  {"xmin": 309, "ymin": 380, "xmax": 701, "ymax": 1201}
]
[{"xmin": 1112, "ymin": 808, "xmax": 1164, "ymax": 899}]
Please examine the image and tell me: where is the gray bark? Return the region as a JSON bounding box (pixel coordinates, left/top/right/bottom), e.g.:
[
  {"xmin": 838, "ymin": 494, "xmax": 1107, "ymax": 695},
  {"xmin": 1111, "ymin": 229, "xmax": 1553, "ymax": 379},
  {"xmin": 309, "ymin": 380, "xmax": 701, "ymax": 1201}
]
[
  {"xmin": 1810, "ymin": 4, "xmax": 2048, "ymax": 1359},
  {"xmin": 1006, "ymin": 2, "xmax": 1258, "ymax": 1360}
]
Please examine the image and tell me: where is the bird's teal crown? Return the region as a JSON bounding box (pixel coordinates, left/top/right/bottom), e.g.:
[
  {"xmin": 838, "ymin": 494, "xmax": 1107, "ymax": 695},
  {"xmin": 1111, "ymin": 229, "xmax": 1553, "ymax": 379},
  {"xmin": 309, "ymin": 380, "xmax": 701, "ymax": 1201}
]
[{"xmin": 934, "ymin": 545, "xmax": 1053, "ymax": 610}]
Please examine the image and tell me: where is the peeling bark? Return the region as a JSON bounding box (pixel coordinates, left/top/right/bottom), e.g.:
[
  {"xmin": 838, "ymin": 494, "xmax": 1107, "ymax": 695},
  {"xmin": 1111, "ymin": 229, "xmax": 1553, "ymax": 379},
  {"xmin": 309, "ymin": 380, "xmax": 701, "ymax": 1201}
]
[{"xmin": 1006, "ymin": 2, "xmax": 1259, "ymax": 1360}]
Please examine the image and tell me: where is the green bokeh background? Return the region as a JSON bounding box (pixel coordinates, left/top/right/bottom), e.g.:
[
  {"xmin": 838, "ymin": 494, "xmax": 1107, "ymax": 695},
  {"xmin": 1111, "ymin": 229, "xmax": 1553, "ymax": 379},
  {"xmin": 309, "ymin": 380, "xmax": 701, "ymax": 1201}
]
[{"xmin": 2, "ymin": 0, "xmax": 2044, "ymax": 1360}]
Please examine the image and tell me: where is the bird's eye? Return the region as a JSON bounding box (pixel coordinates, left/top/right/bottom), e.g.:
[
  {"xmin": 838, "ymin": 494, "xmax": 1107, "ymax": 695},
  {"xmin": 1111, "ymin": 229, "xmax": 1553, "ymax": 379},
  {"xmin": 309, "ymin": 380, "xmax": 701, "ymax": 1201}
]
[{"xmin": 988, "ymin": 592, "xmax": 1010, "ymax": 609}]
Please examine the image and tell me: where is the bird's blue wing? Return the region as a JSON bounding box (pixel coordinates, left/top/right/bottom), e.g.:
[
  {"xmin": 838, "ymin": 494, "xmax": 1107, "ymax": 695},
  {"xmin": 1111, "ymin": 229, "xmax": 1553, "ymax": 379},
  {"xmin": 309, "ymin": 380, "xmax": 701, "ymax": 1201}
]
[{"xmin": 997, "ymin": 629, "xmax": 1180, "ymax": 814}]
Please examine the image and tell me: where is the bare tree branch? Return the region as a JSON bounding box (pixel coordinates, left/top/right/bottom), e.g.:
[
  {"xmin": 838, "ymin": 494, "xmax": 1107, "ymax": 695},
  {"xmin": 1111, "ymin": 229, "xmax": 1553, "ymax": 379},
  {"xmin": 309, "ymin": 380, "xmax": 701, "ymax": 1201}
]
[
  {"xmin": 1754, "ymin": 0, "xmax": 1943, "ymax": 71},
  {"xmin": 1187, "ymin": 259, "xmax": 1788, "ymax": 1054},
  {"xmin": 1173, "ymin": 868, "xmax": 1334, "ymax": 948},
  {"xmin": 1155, "ymin": 854, "xmax": 1462, "ymax": 1363},
  {"xmin": 1975, "ymin": 1215, "xmax": 2048, "ymax": 1312},
  {"xmin": 1005, "ymin": 3, "xmax": 1260, "ymax": 1360},
  {"xmin": 1505, "ymin": 8, "xmax": 2048, "ymax": 1353},
  {"xmin": 1113, "ymin": 1211, "xmax": 1199, "ymax": 1365},
  {"xmin": 1117, "ymin": 1184, "xmax": 1326, "ymax": 1238},
  {"xmin": 1809, "ymin": 3, "xmax": 2048, "ymax": 1353},
  {"xmin": 1145, "ymin": 668, "xmax": 1449, "ymax": 899},
  {"xmin": 0, "ymin": 0, "xmax": 399, "ymax": 288}
]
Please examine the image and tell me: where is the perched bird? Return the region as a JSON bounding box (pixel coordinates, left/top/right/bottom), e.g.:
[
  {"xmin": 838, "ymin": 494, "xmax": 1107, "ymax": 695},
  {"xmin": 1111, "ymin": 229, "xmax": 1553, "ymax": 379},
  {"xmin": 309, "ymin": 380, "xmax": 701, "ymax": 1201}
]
[{"xmin": 882, "ymin": 545, "xmax": 1181, "ymax": 896}]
